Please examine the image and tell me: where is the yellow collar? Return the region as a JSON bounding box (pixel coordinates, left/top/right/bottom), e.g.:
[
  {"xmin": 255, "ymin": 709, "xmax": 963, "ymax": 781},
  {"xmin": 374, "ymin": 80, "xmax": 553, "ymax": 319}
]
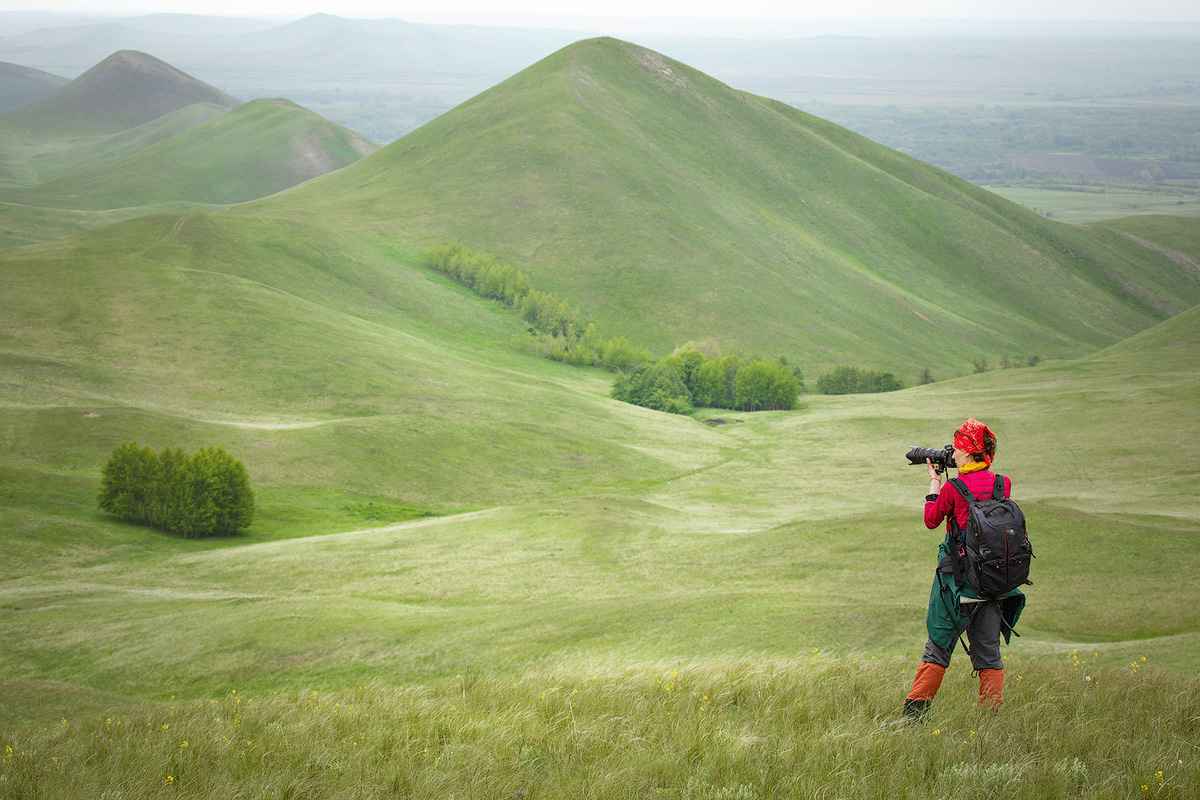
[{"xmin": 958, "ymin": 461, "xmax": 988, "ymax": 474}]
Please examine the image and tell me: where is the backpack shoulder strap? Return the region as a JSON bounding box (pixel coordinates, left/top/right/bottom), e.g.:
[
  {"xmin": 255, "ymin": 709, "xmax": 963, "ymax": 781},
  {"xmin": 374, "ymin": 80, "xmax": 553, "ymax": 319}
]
[
  {"xmin": 992, "ymin": 473, "xmax": 1005, "ymax": 500},
  {"xmin": 947, "ymin": 477, "xmax": 975, "ymax": 503},
  {"xmin": 945, "ymin": 477, "xmax": 972, "ymax": 588}
]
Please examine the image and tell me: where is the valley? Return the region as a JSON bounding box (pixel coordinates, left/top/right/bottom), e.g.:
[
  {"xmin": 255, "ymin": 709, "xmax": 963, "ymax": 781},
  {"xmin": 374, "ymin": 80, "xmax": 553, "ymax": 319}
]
[{"xmin": 0, "ymin": 24, "xmax": 1198, "ymax": 799}]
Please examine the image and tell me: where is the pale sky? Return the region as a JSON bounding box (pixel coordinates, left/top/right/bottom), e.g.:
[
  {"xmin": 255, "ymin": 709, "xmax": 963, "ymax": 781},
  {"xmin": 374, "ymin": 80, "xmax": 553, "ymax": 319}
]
[{"xmin": 10, "ymin": 0, "xmax": 1200, "ymax": 23}]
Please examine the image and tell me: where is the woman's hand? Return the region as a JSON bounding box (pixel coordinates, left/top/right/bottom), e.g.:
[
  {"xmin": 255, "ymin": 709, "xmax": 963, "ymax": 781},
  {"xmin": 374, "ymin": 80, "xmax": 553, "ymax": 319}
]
[{"xmin": 926, "ymin": 458, "xmax": 944, "ymax": 492}]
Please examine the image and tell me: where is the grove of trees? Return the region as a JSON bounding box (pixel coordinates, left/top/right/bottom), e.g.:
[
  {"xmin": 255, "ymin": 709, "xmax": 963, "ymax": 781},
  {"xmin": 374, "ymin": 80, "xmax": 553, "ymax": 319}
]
[
  {"xmin": 614, "ymin": 351, "xmax": 802, "ymax": 414},
  {"xmin": 422, "ymin": 244, "xmax": 917, "ymax": 415},
  {"xmin": 814, "ymin": 366, "xmax": 903, "ymax": 395},
  {"xmin": 420, "ymin": 244, "xmax": 653, "ymax": 371},
  {"xmin": 98, "ymin": 442, "xmax": 255, "ymax": 537}
]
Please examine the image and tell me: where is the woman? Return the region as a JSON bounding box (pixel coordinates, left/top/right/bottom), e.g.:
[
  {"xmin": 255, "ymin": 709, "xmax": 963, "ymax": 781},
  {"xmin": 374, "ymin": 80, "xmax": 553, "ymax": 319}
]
[{"xmin": 903, "ymin": 418, "xmax": 1025, "ymax": 719}]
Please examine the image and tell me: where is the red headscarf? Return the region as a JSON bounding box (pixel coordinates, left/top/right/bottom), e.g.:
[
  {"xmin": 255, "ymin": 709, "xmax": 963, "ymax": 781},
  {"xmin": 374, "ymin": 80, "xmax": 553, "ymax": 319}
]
[{"xmin": 953, "ymin": 418, "xmax": 994, "ymax": 465}]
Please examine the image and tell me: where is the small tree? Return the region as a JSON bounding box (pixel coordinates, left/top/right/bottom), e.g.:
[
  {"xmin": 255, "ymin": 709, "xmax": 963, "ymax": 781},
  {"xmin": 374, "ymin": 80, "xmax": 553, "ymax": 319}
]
[{"xmin": 98, "ymin": 441, "xmax": 158, "ymax": 525}]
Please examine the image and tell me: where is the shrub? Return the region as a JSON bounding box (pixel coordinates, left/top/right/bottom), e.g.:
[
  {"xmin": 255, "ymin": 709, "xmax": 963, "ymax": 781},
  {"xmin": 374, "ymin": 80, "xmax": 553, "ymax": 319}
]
[
  {"xmin": 98, "ymin": 443, "xmax": 255, "ymax": 537},
  {"xmin": 733, "ymin": 360, "xmax": 800, "ymax": 411}
]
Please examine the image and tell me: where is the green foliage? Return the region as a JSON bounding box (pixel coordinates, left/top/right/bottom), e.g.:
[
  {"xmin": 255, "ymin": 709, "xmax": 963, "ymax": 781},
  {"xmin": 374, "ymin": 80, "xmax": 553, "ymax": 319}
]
[
  {"xmin": 422, "ymin": 243, "xmax": 655, "ymax": 374},
  {"xmin": 614, "ymin": 349, "xmax": 800, "ymax": 414},
  {"xmin": 815, "ymin": 366, "xmax": 904, "ymax": 395},
  {"xmin": 96, "ymin": 441, "xmax": 159, "ymax": 525},
  {"xmin": 733, "ymin": 359, "xmax": 801, "ymax": 412},
  {"xmin": 97, "ymin": 442, "xmax": 255, "ymax": 538},
  {"xmin": 612, "ymin": 361, "xmax": 694, "ymax": 414}
]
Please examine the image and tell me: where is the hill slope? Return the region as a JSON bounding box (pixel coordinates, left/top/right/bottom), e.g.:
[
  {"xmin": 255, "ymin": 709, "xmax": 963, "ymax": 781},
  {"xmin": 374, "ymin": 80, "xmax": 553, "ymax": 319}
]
[
  {"xmin": 3, "ymin": 98, "xmax": 377, "ymax": 209},
  {"xmin": 0, "ymin": 60, "xmax": 67, "ymax": 112},
  {"xmin": 0, "ymin": 50, "xmax": 242, "ymax": 189},
  {"xmin": 252, "ymin": 38, "xmax": 1200, "ymax": 377},
  {"xmin": 1, "ymin": 49, "xmax": 240, "ymax": 134}
]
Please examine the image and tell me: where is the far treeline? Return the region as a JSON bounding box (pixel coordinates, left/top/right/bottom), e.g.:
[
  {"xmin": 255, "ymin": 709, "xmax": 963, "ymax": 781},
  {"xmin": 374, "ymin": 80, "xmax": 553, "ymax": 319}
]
[
  {"xmin": 419, "ymin": 244, "xmax": 912, "ymax": 414},
  {"xmin": 98, "ymin": 442, "xmax": 255, "ymax": 537}
]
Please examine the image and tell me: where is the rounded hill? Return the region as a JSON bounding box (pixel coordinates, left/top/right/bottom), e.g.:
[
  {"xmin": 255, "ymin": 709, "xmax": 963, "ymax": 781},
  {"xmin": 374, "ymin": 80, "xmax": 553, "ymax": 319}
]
[{"xmin": 13, "ymin": 98, "xmax": 378, "ymax": 209}]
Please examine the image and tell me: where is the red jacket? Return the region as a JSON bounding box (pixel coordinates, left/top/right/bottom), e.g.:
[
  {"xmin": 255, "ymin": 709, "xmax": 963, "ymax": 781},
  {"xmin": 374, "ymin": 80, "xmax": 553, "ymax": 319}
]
[{"xmin": 925, "ymin": 468, "xmax": 1012, "ymax": 533}]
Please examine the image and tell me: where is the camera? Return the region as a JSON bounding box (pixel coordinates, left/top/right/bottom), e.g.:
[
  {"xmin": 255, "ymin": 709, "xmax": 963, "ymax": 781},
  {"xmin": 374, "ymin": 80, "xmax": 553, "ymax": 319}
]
[{"xmin": 906, "ymin": 444, "xmax": 954, "ymax": 473}]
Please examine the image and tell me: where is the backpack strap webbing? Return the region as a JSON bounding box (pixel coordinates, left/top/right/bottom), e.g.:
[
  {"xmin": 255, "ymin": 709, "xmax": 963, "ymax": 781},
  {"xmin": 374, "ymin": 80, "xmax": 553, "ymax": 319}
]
[{"xmin": 946, "ymin": 478, "xmax": 973, "ymax": 588}]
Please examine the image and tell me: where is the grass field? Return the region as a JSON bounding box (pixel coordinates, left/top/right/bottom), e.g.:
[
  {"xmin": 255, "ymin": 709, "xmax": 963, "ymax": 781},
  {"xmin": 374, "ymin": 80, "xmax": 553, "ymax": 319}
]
[
  {"xmin": 983, "ymin": 185, "xmax": 1200, "ymax": 224},
  {"xmin": 3, "ymin": 328, "xmax": 1199, "ymax": 796}
]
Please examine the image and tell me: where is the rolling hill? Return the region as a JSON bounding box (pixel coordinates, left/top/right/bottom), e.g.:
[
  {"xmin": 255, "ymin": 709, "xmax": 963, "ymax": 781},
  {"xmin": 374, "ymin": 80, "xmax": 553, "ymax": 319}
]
[
  {"xmin": 250, "ymin": 37, "xmax": 1200, "ymax": 377},
  {"xmin": 0, "ymin": 51, "xmax": 377, "ymax": 246},
  {"xmin": 3, "ymin": 97, "xmax": 376, "ymax": 209},
  {"xmin": 0, "ymin": 50, "xmax": 241, "ymax": 189},
  {"xmin": 0, "ymin": 60, "xmax": 67, "ymax": 112}
]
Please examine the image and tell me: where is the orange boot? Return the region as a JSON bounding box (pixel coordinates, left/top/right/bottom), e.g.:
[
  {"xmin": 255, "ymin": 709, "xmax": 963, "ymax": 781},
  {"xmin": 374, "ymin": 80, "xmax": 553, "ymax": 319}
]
[
  {"xmin": 978, "ymin": 668, "xmax": 1004, "ymax": 710},
  {"xmin": 903, "ymin": 662, "xmax": 947, "ymax": 718}
]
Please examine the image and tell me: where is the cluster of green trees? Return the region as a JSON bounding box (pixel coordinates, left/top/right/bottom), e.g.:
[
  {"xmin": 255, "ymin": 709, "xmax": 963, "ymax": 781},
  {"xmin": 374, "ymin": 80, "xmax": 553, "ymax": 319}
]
[
  {"xmin": 420, "ymin": 244, "xmax": 653, "ymax": 371},
  {"xmin": 421, "ymin": 244, "xmax": 913, "ymax": 414},
  {"xmin": 98, "ymin": 442, "xmax": 255, "ymax": 537},
  {"xmin": 814, "ymin": 366, "xmax": 903, "ymax": 395},
  {"xmin": 614, "ymin": 351, "xmax": 802, "ymax": 414}
]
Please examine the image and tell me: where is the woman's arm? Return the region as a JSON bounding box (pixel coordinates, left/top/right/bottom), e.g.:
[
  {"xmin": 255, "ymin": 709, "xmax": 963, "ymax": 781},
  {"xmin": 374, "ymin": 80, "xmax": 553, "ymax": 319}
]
[{"xmin": 923, "ymin": 458, "xmax": 950, "ymax": 529}]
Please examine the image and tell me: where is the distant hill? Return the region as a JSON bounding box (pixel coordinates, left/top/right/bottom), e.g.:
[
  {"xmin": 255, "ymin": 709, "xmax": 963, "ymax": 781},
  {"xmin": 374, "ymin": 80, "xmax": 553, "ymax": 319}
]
[
  {"xmin": 0, "ymin": 51, "xmax": 377, "ymax": 244},
  {"xmin": 251, "ymin": 37, "xmax": 1200, "ymax": 376},
  {"xmin": 8, "ymin": 98, "xmax": 377, "ymax": 209},
  {"xmin": 1, "ymin": 49, "xmax": 240, "ymax": 134},
  {"xmin": 0, "ymin": 60, "xmax": 67, "ymax": 112}
]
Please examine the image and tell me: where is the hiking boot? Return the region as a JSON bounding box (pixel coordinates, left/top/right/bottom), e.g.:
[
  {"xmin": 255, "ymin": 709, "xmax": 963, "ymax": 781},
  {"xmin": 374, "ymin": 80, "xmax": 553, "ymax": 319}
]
[{"xmin": 902, "ymin": 699, "xmax": 931, "ymax": 720}]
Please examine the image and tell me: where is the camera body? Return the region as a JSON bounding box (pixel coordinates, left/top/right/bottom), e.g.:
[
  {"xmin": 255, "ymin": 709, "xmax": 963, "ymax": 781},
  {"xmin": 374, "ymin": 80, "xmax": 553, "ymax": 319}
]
[{"xmin": 906, "ymin": 444, "xmax": 955, "ymax": 473}]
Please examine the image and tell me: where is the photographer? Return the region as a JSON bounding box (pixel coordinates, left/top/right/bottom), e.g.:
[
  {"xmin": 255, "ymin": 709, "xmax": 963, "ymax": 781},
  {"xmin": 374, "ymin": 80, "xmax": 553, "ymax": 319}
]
[{"xmin": 902, "ymin": 418, "xmax": 1026, "ymax": 719}]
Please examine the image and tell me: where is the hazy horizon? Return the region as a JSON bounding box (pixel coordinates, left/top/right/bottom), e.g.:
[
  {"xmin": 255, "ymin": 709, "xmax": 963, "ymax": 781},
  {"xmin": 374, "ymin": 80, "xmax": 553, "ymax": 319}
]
[{"xmin": 3, "ymin": 1, "xmax": 1200, "ymax": 40}]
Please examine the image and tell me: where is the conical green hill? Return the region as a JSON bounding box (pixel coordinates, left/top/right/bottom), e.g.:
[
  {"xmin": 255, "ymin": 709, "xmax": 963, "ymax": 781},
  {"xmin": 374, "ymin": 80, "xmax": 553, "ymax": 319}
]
[
  {"xmin": 7, "ymin": 98, "xmax": 378, "ymax": 209},
  {"xmin": 2, "ymin": 49, "xmax": 241, "ymax": 135},
  {"xmin": 257, "ymin": 37, "xmax": 1200, "ymax": 376}
]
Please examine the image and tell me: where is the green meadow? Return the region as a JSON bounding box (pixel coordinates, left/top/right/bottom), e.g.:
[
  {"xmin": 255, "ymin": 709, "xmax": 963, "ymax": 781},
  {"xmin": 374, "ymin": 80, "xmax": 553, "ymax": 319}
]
[
  {"xmin": 985, "ymin": 185, "xmax": 1200, "ymax": 224},
  {"xmin": 2, "ymin": 36, "xmax": 1200, "ymax": 799}
]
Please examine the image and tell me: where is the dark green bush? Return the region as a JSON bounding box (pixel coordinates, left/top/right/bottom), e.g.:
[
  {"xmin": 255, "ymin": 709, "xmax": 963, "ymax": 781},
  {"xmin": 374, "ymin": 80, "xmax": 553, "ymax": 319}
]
[{"xmin": 98, "ymin": 443, "xmax": 255, "ymax": 537}]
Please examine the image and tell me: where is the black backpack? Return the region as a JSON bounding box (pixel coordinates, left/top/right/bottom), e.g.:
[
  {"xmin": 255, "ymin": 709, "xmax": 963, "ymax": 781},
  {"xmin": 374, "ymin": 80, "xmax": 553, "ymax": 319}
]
[{"xmin": 947, "ymin": 474, "xmax": 1033, "ymax": 596}]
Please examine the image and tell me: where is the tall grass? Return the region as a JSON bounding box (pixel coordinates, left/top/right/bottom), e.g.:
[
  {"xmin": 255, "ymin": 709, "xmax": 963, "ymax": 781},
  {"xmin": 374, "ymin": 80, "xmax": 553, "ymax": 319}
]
[{"xmin": 3, "ymin": 657, "xmax": 1195, "ymax": 799}]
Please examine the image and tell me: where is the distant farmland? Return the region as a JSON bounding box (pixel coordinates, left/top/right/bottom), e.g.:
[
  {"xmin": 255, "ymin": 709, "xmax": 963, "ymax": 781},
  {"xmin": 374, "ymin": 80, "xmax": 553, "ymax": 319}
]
[{"xmin": 1013, "ymin": 153, "xmax": 1200, "ymax": 180}]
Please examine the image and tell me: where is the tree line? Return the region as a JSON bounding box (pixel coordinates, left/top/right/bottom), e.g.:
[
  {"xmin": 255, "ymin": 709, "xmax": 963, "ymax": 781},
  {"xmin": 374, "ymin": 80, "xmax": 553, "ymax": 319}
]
[
  {"xmin": 420, "ymin": 244, "xmax": 911, "ymax": 415},
  {"xmin": 420, "ymin": 244, "xmax": 653, "ymax": 372},
  {"xmin": 98, "ymin": 442, "xmax": 255, "ymax": 537}
]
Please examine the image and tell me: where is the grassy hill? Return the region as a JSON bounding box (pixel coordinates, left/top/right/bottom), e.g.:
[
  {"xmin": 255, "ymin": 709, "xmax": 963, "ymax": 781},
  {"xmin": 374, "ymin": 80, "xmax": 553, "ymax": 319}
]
[
  {"xmin": 0, "ymin": 51, "xmax": 241, "ymax": 190},
  {"xmin": 0, "ymin": 52, "xmax": 378, "ymax": 246},
  {"xmin": 252, "ymin": 38, "xmax": 1200, "ymax": 379},
  {"xmin": 1, "ymin": 49, "xmax": 240, "ymax": 135},
  {"xmin": 0, "ymin": 60, "xmax": 67, "ymax": 113},
  {"xmin": 2, "ymin": 98, "xmax": 376, "ymax": 209}
]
